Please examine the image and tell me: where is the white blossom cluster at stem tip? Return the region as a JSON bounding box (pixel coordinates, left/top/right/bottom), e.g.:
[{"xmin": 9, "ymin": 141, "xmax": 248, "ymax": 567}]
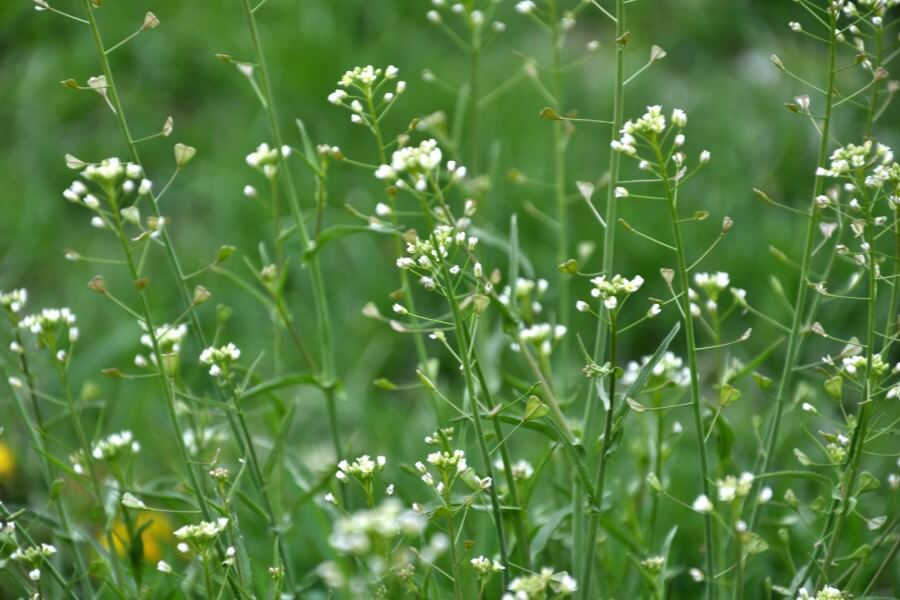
[
  {"xmin": 503, "ymin": 567, "xmax": 577, "ymax": 599},
  {"xmin": 611, "ymin": 106, "xmax": 711, "ymax": 172},
  {"xmin": 622, "ymin": 351, "xmax": 690, "ymax": 388},
  {"xmin": 64, "ymin": 157, "xmax": 152, "ymax": 203},
  {"xmin": 375, "ymin": 139, "xmax": 467, "ymax": 191},
  {"xmin": 335, "ymin": 454, "xmax": 386, "ymax": 483},
  {"xmin": 173, "ymin": 518, "xmax": 229, "ymax": 555},
  {"xmin": 199, "ymin": 342, "xmax": 241, "ymax": 378},
  {"xmin": 396, "ymin": 224, "xmax": 479, "ymax": 290},
  {"xmin": 246, "ymin": 142, "xmax": 291, "ymax": 180},
  {"xmin": 583, "ymin": 273, "xmax": 644, "ymax": 311},
  {"xmin": 69, "ymin": 430, "xmax": 140, "ymax": 475},
  {"xmin": 817, "ymin": 140, "xmax": 899, "ymax": 191},
  {"xmin": 796, "ymin": 585, "xmax": 846, "ymax": 600},
  {"xmin": 327, "ymin": 65, "xmax": 405, "ymax": 125},
  {"xmin": 325, "ymin": 499, "xmax": 425, "ymax": 557},
  {"xmin": 426, "ymin": 0, "xmax": 506, "ymax": 30},
  {"xmin": 0, "ymin": 289, "xmax": 27, "ymax": 314},
  {"xmin": 470, "ymin": 555, "xmax": 505, "ymax": 578}
]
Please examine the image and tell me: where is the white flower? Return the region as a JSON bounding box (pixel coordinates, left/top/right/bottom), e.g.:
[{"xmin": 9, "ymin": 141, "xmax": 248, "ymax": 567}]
[
  {"xmin": 671, "ymin": 108, "xmax": 687, "ymax": 128},
  {"xmin": 515, "ymin": 0, "xmax": 536, "ymax": 14},
  {"xmin": 699, "ymin": 150, "xmax": 711, "ymax": 163},
  {"xmin": 157, "ymin": 560, "xmax": 172, "ymax": 573},
  {"xmin": 243, "ymin": 184, "xmax": 257, "ymax": 198},
  {"xmin": 121, "ymin": 492, "xmax": 146, "ymax": 510},
  {"xmin": 692, "ymin": 494, "xmax": 713, "ymax": 513},
  {"xmin": 28, "ymin": 569, "xmax": 40, "ymax": 582},
  {"xmin": 614, "ymin": 186, "xmax": 629, "ymax": 198},
  {"xmin": 327, "ymin": 89, "xmax": 347, "ymax": 105}
]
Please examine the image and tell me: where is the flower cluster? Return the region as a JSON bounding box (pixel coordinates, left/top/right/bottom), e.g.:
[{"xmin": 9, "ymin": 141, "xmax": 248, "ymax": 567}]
[
  {"xmin": 796, "ymin": 586, "xmax": 845, "ymax": 600},
  {"xmin": 174, "ymin": 517, "xmax": 229, "ymax": 555},
  {"xmin": 327, "ymin": 499, "xmax": 425, "ymax": 556},
  {"xmin": 336, "ymin": 454, "xmax": 387, "ymax": 483},
  {"xmin": 375, "ymin": 139, "xmax": 466, "ymax": 191},
  {"xmin": 622, "ymin": 351, "xmax": 690, "ymax": 388},
  {"xmin": 199, "ymin": 343, "xmax": 241, "ymax": 379},
  {"xmin": 328, "ymin": 65, "xmax": 406, "ymax": 126},
  {"xmin": 135, "ymin": 322, "xmax": 189, "ymax": 370},
  {"xmin": 716, "ymin": 472, "xmax": 754, "ymax": 503},
  {"xmin": 824, "ymin": 352, "xmax": 889, "ymax": 378},
  {"xmin": 517, "ymin": 322, "xmax": 567, "ymax": 356},
  {"xmin": 20, "ymin": 307, "xmax": 78, "ymax": 357},
  {"xmin": 20, "ymin": 307, "xmax": 77, "ymax": 335},
  {"xmin": 471, "ymin": 555, "xmax": 505, "ymax": 578},
  {"xmin": 494, "ymin": 458, "xmax": 534, "ymax": 480},
  {"xmin": 611, "ymin": 106, "xmax": 710, "ymax": 175},
  {"xmin": 818, "ymin": 141, "xmax": 898, "ymax": 188},
  {"xmin": 0, "ymin": 289, "xmax": 27, "ymax": 315},
  {"xmin": 246, "ymin": 142, "xmax": 290, "ymax": 179},
  {"xmin": 396, "ymin": 224, "xmax": 478, "ymax": 289},
  {"xmin": 10, "ymin": 543, "xmax": 56, "ymax": 582},
  {"xmin": 69, "ymin": 430, "xmax": 140, "ymax": 475},
  {"xmin": 427, "ymin": 0, "xmax": 505, "ymax": 30},
  {"xmin": 582, "ymin": 274, "xmax": 644, "ymax": 311},
  {"xmin": 415, "ymin": 448, "xmax": 491, "ymax": 496},
  {"xmin": 504, "ymin": 567, "xmax": 578, "ymax": 598}
]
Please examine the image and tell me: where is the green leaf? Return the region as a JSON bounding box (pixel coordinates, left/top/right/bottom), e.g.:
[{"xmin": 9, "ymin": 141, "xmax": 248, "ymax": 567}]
[
  {"xmin": 529, "ymin": 507, "xmax": 571, "ymax": 564},
  {"xmin": 263, "ymin": 402, "xmax": 297, "ymax": 478},
  {"xmin": 295, "ymin": 117, "xmax": 319, "ymax": 170},
  {"xmin": 239, "ymin": 373, "xmax": 323, "ymax": 401},
  {"xmin": 612, "ymin": 322, "xmax": 681, "ymax": 423}
]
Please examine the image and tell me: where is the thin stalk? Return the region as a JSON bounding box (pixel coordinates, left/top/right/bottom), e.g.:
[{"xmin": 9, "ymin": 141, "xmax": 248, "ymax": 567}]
[
  {"xmin": 365, "ymin": 91, "xmax": 436, "ymax": 420},
  {"xmin": 748, "ymin": 9, "xmax": 838, "ymax": 532},
  {"xmin": 447, "ymin": 508, "xmax": 464, "ymax": 600},
  {"xmin": 441, "ymin": 266, "xmax": 510, "ymax": 576},
  {"xmin": 578, "ymin": 2, "xmax": 625, "ymax": 593},
  {"xmin": 655, "ymin": 141, "xmax": 716, "ymax": 600},
  {"xmin": 580, "ymin": 312, "xmax": 618, "ymax": 599},
  {"xmin": 57, "ymin": 364, "xmax": 126, "ymax": 591},
  {"xmin": 237, "ymin": 0, "xmax": 342, "ymax": 468},
  {"xmin": 648, "ymin": 396, "xmax": 664, "ymax": 550},
  {"xmin": 548, "ymin": 0, "xmax": 569, "ymax": 381},
  {"xmin": 1, "ymin": 359, "xmax": 84, "ymax": 599},
  {"xmin": 470, "ymin": 334, "xmax": 531, "ymax": 572},
  {"xmin": 76, "ymin": 0, "xmax": 227, "ymax": 534},
  {"xmin": 817, "ymin": 187, "xmax": 878, "ymax": 585}
]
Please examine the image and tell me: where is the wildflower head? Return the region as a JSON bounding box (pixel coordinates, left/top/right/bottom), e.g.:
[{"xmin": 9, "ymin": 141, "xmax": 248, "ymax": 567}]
[{"xmin": 199, "ymin": 343, "xmax": 241, "ymax": 381}]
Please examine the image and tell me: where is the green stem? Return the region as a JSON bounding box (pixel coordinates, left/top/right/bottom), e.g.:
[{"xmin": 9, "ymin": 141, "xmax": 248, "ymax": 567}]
[
  {"xmin": 580, "ymin": 311, "xmax": 618, "ymax": 599},
  {"xmin": 655, "ymin": 140, "xmax": 716, "ymax": 600},
  {"xmin": 579, "ymin": 2, "xmax": 625, "ymax": 593},
  {"xmin": 0, "ymin": 359, "xmax": 84, "ymax": 599},
  {"xmin": 57, "ymin": 364, "xmax": 126, "ymax": 591},
  {"xmin": 441, "ymin": 266, "xmax": 510, "ymax": 576},
  {"xmin": 748, "ymin": 8, "xmax": 838, "ymax": 533},
  {"xmin": 238, "ymin": 0, "xmax": 343, "ymax": 480},
  {"xmin": 817, "ymin": 185, "xmax": 878, "ymax": 585}
]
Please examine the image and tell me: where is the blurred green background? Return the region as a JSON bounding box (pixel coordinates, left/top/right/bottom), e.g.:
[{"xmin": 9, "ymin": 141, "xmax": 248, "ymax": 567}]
[{"xmin": 1, "ymin": 0, "xmax": 897, "ymax": 595}]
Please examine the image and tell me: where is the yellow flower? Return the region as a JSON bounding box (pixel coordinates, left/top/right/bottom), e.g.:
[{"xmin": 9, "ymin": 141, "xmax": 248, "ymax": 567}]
[
  {"xmin": 0, "ymin": 442, "xmax": 15, "ymax": 481},
  {"xmin": 106, "ymin": 513, "xmax": 172, "ymax": 563}
]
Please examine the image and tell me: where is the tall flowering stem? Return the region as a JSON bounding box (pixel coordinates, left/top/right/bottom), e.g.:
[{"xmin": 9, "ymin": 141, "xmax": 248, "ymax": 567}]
[
  {"xmin": 579, "ymin": 310, "xmax": 616, "ymax": 598},
  {"xmin": 578, "ymin": 0, "xmax": 625, "ymax": 591},
  {"xmin": 238, "ymin": 0, "xmax": 343, "ymax": 471},
  {"xmin": 75, "ymin": 0, "xmax": 226, "ymax": 537},
  {"xmin": 607, "ymin": 105, "xmax": 717, "ymax": 597},
  {"xmin": 441, "ymin": 263, "xmax": 511, "ymax": 579},
  {"xmin": 653, "ymin": 138, "xmax": 716, "ymax": 600},
  {"xmin": 749, "ymin": 7, "xmax": 838, "ymax": 532}
]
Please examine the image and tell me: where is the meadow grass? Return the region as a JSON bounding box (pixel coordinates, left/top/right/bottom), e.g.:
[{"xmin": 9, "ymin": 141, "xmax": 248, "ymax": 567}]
[{"xmin": 1, "ymin": 0, "xmax": 899, "ymax": 598}]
